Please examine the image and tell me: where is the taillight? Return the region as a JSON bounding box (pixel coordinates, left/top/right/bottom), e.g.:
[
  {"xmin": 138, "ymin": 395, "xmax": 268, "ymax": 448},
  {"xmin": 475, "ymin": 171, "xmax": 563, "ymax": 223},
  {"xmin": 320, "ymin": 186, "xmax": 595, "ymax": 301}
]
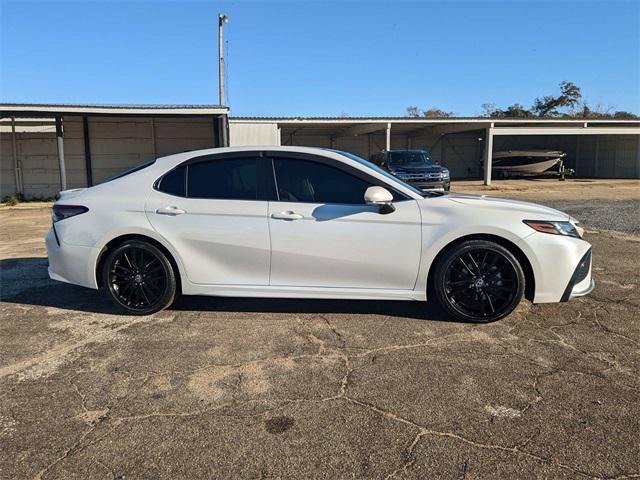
[{"xmin": 52, "ymin": 204, "xmax": 89, "ymax": 223}]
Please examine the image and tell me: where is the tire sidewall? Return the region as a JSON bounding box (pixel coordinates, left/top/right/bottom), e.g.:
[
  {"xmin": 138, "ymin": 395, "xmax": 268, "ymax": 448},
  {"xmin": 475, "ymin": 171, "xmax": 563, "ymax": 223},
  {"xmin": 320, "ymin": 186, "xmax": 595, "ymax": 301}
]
[
  {"xmin": 434, "ymin": 240, "xmax": 525, "ymax": 323},
  {"xmin": 102, "ymin": 240, "xmax": 176, "ymax": 315}
]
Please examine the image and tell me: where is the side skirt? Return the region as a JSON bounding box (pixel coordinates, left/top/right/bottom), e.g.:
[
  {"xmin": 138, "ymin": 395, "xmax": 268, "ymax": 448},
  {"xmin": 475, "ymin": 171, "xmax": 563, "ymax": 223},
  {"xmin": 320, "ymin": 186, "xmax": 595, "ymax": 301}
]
[{"xmin": 181, "ymin": 282, "xmax": 425, "ymax": 301}]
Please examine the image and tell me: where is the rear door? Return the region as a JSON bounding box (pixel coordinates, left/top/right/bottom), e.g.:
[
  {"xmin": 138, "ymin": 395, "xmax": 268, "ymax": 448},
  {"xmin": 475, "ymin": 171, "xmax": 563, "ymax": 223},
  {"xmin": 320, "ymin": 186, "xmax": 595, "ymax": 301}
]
[
  {"xmin": 267, "ymin": 155, "xmax": 422, "ymax": 290},
  {"xmin": 145, "ymin": 154, "xmax": 275, "ymax": 285}
]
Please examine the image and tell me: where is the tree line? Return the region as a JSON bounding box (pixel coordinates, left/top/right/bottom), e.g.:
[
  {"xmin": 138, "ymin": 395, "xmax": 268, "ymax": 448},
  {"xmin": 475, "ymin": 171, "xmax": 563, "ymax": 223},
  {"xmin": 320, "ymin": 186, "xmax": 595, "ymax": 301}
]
[{"xmin": 406, "ymin": 81, "xmax": 638, "ymax": 119}]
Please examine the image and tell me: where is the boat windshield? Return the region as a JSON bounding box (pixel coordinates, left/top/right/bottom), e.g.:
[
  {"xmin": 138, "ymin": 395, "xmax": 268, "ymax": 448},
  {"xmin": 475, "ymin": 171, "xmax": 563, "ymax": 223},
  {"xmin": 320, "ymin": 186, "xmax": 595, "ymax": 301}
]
[{"xmin": 327, "ymin": 149, "xmax": 428, "ymax": 197}]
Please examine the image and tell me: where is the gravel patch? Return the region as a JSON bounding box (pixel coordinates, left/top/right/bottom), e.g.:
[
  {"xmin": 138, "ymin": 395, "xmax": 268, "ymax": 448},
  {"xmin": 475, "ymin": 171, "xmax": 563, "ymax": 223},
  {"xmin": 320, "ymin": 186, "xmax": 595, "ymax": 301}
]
[{"xmin": 537, "ymin": 199, "xmax": 640, "ymax": 235}]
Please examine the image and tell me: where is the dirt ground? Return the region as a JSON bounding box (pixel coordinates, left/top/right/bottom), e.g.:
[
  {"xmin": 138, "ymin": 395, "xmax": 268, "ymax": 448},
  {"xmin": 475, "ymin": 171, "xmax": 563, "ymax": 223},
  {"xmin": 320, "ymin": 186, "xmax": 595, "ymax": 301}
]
[
  {"xmin": 1, "ymin": 180, "xmax": 639, "ymax": 479},
  {"xmin": 452, "ymin": 178, "xmax": 640, "ymax": 201}
]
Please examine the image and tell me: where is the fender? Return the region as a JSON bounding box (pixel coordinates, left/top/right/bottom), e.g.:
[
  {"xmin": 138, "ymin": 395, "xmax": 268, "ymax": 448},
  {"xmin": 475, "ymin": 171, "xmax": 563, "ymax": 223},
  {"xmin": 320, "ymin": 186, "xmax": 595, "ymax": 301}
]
[
  {"xmin": 415, "ymin": 224, "xmax": 537, "ymax": 299},
  {"xmin": 93, "ymin": 226, "xmax": 188, "ymax": 289}
]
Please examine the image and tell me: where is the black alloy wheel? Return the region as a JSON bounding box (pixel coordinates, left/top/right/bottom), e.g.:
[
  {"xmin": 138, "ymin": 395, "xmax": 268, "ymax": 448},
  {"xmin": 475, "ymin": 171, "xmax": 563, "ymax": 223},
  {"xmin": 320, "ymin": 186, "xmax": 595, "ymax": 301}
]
[
  {"xmin": 433, "ymin": 240, "xmax": 525, "ymax": 322},
  {"xmin": 103, "ymin": 240, "xmax": 177, "ymax": 315}
]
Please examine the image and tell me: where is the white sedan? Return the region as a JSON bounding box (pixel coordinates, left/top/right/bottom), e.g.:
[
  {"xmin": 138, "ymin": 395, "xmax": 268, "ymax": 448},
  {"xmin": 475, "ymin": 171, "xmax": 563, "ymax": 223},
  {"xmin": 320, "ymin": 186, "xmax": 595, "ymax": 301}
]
[{"xmin": 46, "ymin": 146, "xmax": 594, "ymax": 322}]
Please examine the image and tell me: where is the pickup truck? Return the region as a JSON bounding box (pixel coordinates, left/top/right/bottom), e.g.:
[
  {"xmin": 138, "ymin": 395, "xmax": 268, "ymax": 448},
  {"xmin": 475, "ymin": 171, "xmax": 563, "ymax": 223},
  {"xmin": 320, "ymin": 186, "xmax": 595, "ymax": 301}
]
[{"xmin": 370, "ymin": 149, "xmax": 450, "ymax": 191}]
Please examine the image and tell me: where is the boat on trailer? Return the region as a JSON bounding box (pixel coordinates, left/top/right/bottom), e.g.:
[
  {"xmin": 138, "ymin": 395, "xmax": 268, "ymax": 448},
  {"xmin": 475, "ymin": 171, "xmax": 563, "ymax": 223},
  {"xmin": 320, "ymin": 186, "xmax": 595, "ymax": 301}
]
[{"xmin": 492, "ymin": 150, "xmax": 566, "ymax": 175}]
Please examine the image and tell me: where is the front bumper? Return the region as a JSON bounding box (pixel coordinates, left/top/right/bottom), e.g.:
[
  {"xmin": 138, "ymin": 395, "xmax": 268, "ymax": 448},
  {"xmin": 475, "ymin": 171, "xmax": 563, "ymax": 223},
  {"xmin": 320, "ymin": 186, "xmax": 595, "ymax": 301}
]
[
  {"xmin": 516, "ymin": 232, "xmax": 593, "ymax": 304},
  {"xmin": 561, "ymin": 247, "xmax": 594, "ymax": 301},
  {"xmin": 406, "ymin": 179, "xmax": 450, "ymax": 191},
  {"xmin": 46, "ymin": 228, "xmax": 100, "ymax": 289}
]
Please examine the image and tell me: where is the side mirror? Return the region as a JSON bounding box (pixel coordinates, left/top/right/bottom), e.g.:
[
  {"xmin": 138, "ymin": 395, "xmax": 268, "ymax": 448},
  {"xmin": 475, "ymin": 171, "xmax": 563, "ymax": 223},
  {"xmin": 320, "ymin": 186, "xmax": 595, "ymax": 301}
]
[{"xmin": 364, "ymin": 186, "xmax": 395, "ymax": 214}]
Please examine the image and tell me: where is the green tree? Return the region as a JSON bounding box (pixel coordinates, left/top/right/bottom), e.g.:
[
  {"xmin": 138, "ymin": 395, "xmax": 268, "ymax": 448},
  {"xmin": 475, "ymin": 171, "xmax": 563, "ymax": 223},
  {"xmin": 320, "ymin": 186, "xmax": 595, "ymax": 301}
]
[
  {"xmin": 406, "ymin": 106, "xmax": 422, "ymax": 117},
  {"xmin": 410, "ymin": 81, "xmax": 638, "ymax": 119},
  {"xmin": 531, "ymin": 81, "xmax": 582, "ymax": 117},
  {"xmin": 406, "ymin": 106, "xmax": 455, "ymax": 118},
  {"xmin": 481, "ymin": 103, "xmax": 533, "ymax": 118},
  {"xmin": 612, "ymin": 111, "xmax": 639, "ymax": 119}
]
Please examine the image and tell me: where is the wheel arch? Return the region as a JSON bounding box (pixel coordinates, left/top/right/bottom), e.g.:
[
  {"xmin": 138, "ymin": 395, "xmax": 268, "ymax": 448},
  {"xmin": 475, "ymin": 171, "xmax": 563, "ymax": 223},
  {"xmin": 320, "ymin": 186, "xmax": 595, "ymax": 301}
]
[
  {"xmin": 95, "ymin": 233, "xmax": 183, "ymax": 293},
  {"xmin": 426, "ymin": 233, "xmax": 535, "ymax": 302}
]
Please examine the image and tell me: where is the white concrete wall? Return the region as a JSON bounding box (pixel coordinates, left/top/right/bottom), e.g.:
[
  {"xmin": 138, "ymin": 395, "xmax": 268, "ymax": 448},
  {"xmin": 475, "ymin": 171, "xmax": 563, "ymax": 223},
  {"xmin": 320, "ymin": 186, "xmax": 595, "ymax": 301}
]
[
  {"xmin": 88, "ymin": 117, "xmax": 216, "ymax": 183},
  {"xmin": 0, "ymin": 116, "xmax": 220, "ymax": 199},
  {"xmin": 230, "ymin": 122, "xmax": 280, "ymax": 146},
  {"xmin": 0, "ymin": 121, "xmax": 86, "ymax": 199}
]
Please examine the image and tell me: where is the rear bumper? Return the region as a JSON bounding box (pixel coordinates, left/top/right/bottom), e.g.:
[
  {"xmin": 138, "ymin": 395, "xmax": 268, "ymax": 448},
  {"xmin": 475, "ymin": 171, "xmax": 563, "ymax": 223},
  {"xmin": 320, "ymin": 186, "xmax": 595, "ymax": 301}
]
[{"xmin": 46, "ymin": 228, "xmax": 100, "ymax": 289}]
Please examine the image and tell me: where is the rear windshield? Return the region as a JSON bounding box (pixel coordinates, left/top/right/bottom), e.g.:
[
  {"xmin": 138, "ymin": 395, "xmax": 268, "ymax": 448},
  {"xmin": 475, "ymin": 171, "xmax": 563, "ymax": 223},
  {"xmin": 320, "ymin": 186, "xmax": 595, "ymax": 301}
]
[{"xmin": 106, "ymin": 160, "xmax": 156, "ymax": 182}]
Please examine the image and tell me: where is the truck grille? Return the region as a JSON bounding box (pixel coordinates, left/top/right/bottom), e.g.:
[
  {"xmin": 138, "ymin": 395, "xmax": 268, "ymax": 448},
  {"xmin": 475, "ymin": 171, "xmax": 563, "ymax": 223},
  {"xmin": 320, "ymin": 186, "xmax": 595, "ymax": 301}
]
[{"xmin": 396, "ymin": 172, "xmax": 442, "ymax": 180}]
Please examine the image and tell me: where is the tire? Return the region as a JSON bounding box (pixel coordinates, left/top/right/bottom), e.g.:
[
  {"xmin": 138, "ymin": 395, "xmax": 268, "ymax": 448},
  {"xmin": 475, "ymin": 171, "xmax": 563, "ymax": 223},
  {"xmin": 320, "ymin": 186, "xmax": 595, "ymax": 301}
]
[
  {"xmin": 102, "ymin": 240, "xmax": 177, "ymax": 315},
  {"xmin": 432, "ymin": 240, "xmax": 525, "ymax": 323}
]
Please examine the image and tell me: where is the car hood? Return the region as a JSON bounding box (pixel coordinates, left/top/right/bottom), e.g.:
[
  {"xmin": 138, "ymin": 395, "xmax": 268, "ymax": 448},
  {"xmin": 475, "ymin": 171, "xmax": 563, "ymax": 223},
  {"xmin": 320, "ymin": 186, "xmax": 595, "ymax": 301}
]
[
  {"xmin": 389, "ymin": 162, "xmax": 444, "ymax": 172},
  {"xmin": 445, "ymin": 193, "xmax": 570, "ymax": 220}
]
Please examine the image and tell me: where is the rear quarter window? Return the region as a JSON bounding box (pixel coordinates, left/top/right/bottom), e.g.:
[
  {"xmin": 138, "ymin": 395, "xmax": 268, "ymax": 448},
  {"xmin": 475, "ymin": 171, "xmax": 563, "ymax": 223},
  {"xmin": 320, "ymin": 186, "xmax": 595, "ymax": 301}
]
[{"xmin": 157, "ymin": 166, "xmax": 186, "ymax": 197}]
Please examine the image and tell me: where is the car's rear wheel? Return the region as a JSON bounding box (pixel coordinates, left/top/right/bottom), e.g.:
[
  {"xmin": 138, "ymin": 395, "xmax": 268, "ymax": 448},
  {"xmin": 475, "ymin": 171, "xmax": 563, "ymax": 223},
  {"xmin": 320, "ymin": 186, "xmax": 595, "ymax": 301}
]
[
  {"xmin": 103, "ymin": 240, "xmax": 176, "ymax": 315},
  {"xmin": 433, "ymin": 240, "xmax": 525, "ymax": 323}
]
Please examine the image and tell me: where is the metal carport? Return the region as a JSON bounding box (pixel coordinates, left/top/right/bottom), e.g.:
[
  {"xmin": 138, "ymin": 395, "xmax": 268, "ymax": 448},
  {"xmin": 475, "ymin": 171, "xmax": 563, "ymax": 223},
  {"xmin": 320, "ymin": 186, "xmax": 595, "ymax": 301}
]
[
  {"xmin": 0, "ymin": 104, "xmax": 229, "ymax": 198},
  {"xmin": 229, "ymin": 117, "xmax": 640, "ymax": 185}
]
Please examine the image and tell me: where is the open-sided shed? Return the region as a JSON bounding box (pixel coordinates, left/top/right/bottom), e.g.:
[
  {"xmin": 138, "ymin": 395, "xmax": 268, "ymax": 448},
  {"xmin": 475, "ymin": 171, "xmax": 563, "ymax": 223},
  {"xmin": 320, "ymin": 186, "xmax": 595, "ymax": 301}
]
[
  {"xmin": 0, "ymin": 104, "xmax": 229, "ymax": 199},
  {"xmin": 229, "ymin": 117, "xmax": 640, "ymax": 183}
]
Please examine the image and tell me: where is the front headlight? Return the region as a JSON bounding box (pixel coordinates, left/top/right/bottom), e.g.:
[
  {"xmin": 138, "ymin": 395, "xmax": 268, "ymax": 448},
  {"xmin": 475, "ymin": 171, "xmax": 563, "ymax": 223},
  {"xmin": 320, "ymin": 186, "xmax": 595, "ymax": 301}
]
[
  {"xmin": 523, "ymin": 220, "xmax": 582, "ymax": 238},
  {"xmin": 441, "ymin": 170, "xmax": 450, "ymax": 178}
]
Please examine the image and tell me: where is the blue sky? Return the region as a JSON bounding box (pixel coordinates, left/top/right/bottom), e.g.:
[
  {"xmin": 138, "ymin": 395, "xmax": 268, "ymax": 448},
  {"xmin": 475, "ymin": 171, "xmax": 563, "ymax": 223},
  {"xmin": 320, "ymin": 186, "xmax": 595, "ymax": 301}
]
[{"xmin": 1, "ymin": 1, "xmax": 638, "ymax": 116}]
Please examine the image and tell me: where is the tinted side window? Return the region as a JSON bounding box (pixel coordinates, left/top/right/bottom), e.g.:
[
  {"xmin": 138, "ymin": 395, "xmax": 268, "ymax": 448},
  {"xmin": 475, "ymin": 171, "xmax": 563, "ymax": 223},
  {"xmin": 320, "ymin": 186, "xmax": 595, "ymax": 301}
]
[
  {"xmin": 188, "ymin": 158, "xmax": 259, "ymax": 200},
  {"xmin": 273, "ymin": 158, "xmax": 372, "ymax": 204},
  {"xmin": 157, "ymin": 166, "xmax": 186, "ymax": 196}
]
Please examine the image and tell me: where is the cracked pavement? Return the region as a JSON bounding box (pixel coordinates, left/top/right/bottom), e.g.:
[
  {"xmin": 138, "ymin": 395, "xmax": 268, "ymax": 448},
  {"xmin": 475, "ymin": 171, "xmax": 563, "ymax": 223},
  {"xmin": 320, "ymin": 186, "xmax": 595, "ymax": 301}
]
[{"xmin": 0, "ymin": 191, "xmax": 639, "ymax": 479}]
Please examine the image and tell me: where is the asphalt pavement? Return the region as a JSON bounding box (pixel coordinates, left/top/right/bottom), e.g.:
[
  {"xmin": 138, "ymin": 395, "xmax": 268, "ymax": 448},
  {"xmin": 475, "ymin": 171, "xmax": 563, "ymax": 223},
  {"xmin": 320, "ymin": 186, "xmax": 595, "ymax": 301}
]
[{"xmin": 1, "ymin": 194, "xmax": 638, "ymax": 479}]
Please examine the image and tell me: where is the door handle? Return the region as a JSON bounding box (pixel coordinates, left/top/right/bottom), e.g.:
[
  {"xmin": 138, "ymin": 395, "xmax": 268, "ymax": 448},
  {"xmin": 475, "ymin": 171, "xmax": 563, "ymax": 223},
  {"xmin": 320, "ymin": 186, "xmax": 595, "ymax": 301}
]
[
  {"xmin": 271, "ymin": 211, "xmax": 303, "ymax": 221},
  {"xmin": 156, "ymin": 206, "xmax": 186, "ymax": 216}
]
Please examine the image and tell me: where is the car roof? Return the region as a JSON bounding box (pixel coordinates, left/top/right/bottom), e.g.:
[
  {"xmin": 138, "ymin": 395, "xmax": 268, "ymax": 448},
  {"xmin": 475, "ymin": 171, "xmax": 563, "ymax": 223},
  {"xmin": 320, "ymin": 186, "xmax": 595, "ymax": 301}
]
[
  {"xmin": 151, "ymin": 146, "xmax": 424, "ymax": 200},
  {"xmin": 155, "ymin": 145, "xmax": 339, "ymax": 163}
]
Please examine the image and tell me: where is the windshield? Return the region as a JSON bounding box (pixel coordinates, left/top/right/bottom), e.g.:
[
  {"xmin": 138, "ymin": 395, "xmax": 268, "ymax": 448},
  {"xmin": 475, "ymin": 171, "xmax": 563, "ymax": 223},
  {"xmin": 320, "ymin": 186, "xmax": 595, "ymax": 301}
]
[
  {"xmin": 388, "ymin": 150, "xmax": 433, "ymax": 164},
  {"xmin": 328, "ymin": 149, "xmax": 427, "ymax": 197}
]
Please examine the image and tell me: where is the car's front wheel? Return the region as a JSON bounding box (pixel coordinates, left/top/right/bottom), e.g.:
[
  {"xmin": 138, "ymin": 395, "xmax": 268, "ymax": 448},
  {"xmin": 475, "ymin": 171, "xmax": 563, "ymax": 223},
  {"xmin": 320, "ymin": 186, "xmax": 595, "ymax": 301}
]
[
  {"xmin": 432, "ymin": 240, "xmax": 525, "ymax": 322},
  {"xmin": 103, "ymin": 240, "xmax": 177, "ymax": 315}
]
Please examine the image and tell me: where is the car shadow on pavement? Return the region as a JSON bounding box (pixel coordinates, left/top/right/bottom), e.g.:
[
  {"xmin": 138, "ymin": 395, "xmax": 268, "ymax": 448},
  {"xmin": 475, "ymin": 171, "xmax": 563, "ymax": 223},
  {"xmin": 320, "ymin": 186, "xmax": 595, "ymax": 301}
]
[
  {"xmin": 170, "ymin": 295, "xmax": 454, "ymax": 322},
  {"xmin": 0, "ymin": 257, "xmax": 454, "ymax": 322}
]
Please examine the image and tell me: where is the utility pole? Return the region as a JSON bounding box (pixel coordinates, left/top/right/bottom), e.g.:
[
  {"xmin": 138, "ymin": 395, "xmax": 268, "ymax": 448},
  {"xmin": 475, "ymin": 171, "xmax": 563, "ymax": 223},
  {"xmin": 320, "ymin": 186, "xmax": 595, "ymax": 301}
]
[{"xmin": 218, "ymin": 14, "xmax": 229, "ymax": 106}]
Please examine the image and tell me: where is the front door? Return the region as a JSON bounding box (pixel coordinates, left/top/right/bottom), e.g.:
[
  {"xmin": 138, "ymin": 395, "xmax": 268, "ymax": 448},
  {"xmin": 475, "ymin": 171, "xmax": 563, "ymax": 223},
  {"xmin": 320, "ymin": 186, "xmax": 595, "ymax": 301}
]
[{"xmin": 267, "ymin": 156, "xmax": 422, "ymax": 290}]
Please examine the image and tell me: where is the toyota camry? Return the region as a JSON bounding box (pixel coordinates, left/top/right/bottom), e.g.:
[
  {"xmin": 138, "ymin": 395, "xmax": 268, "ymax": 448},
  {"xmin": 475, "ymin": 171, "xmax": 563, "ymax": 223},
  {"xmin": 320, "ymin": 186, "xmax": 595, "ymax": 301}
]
[{"xmin": 46, "ymin": 146, "xmax": 594, "ymax": 322}]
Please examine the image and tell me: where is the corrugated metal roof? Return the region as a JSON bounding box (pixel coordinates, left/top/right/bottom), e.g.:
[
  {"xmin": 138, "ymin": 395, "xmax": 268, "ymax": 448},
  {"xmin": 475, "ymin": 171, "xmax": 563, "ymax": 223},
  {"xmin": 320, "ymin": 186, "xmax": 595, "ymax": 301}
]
[
  {"xmin": 233, "ymin": 116, "xmax": 483, "ymax": 120},
  {"xmin": 0, "ymin": 103, "xmax": 228, "ymax": 117},
  {"xmin": 2, "ymin": 102, "xmax": 226, "ymax": 109},
  {"xmin": 231, "ymin": 116, "xmax": 638, "ymax": 124}
]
